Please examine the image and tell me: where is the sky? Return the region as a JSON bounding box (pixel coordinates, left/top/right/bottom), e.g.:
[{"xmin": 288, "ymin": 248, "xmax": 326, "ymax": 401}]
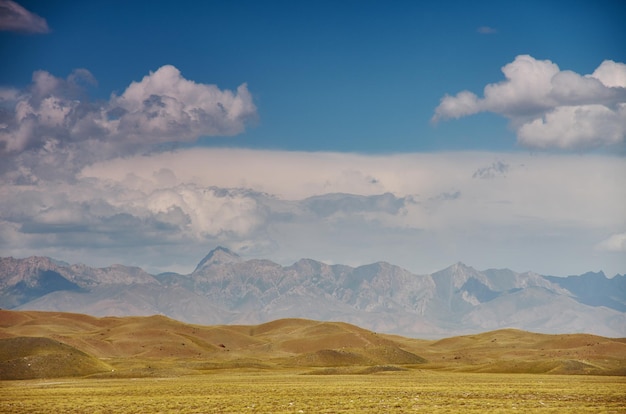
[{"xmin": 0, "ymin": 0, "xmax": 625, "ymax": 277}]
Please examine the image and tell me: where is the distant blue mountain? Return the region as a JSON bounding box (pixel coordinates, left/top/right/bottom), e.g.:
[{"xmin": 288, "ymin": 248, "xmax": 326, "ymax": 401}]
[
  {"xmin": 1, "ymin": 251, "xmax": 624, "ymax": 338},
  {"xmin": 545, "ymin": 272, "xmax": 626, "ymax": 312}
]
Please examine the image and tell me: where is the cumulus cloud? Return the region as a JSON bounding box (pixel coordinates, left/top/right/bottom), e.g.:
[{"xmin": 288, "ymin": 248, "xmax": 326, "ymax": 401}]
[
  {"xmin": 0, "ymin": 0, "xmax": 49, "ymax": 33},
  {"xmin": 0, "ymin": 66, "xmax": 256, "ymax": 181},
  {"xmin": 433, "ymin": 55, "xmax": 626, "ymax": 150},
  {"xmin": 0, "ymin": 69, "xmax": 96, "ymax": 154},
  {"xmin": 517, "ymin": 104, "xmax": 626, "ymax": 149},
  {"xmin": 109, "ymin": 65, "xmax": 256, "ymax": 142}
]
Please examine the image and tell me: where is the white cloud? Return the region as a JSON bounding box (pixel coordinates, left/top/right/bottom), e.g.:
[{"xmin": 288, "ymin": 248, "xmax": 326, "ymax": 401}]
[
  {"xmin": 432, "ymin": 91, "xmax": 480, "ymax": 120},
  {"xmin": 110, "ymin": 65, "xmax": 256, "ymax": 142},
  {"xmin": 596, "ymin": 232, "xmax": 626, "ymax": 253},
  {"xmin": 518, "ymin": 104, "xmax": 626, "ymax": 149},
  {"xmin": 0, "ymin": 66, "xmax": 257, "ymax": 182},
  {"xmin": 0, "ymin": 0, "xmax": 49, "ymax": 33},
  {"xmin": 592, "ymin": 60, "xmax": 626, "ymax": 88},
  {"xmin": 433, "ymin": 55, "xmax": 626, "ymax": 150}
]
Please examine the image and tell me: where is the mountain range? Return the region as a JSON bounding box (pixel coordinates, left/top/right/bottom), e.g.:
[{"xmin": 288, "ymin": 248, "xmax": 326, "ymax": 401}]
[{"xmin": 1, "ymin": 247, "xmax": 624, "ymax": 338}]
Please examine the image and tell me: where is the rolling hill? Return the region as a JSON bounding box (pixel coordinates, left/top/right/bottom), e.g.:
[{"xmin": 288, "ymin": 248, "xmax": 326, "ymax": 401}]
[{"xmin": 1, "ymin": 310, "xmax": 624, "ymax": 379}]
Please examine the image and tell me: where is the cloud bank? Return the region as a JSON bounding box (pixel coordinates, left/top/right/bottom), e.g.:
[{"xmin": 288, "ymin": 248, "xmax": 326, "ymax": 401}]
[
  {"xmin": 0, "ymin": 0, "xmax": 49, "ymax": 33},
  {"xmin": 433, "ymin": 55, "xmax": 626, "ymax": 150},
  {"xmin": 1, "ymin": 148, "xmax": 624, "ymax": 276}
]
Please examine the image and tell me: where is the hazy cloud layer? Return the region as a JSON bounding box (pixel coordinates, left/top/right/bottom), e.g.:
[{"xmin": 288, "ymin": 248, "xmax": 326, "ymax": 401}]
[
  {"xmin": 0, "ymin": 0, "xmax": 49, "ymax": 33},
  {"xmin": 0, "ymin": 66, "xmax": 256, "ymax": 181},
  {"xmin": 433, "ymin": 55, "xmax": 626, "ymax": 150},
  {"xmin": 1, "ymin": 149, "xmax": 624, "ymax": 276}
]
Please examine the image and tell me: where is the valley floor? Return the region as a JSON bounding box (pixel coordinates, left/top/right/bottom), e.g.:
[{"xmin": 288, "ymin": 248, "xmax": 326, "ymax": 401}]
[{"xmin": 1, "ymin": 370, "xmax": 625, "ymax": 413}]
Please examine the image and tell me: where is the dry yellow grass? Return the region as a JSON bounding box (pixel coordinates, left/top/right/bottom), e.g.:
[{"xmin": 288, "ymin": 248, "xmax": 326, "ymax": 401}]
[{"xmin": 1, "ymin": 370, "xmax": 624, "ymax": 413}]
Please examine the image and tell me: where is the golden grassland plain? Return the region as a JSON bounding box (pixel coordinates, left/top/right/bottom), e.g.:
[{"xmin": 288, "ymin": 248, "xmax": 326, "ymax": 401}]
[
  {"xmin": 1, "ymin": 370, "xmax": 625, "ymax": 413},
  {"xmin": 1, "ymin": 310, "xmax": 625, "ymax": 413}
]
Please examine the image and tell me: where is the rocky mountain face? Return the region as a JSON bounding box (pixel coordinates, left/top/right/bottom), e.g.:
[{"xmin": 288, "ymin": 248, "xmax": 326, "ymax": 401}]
[{"xmin": 1, "ymin": 248, "xmax": 624, "ymax": 338}]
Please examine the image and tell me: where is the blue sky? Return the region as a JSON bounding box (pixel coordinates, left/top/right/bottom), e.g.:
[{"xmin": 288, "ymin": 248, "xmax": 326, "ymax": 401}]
[
  {"xmin": 1, "ymin": 0, "xmax": 625, "ymax": 277},
  {"xmin": 5, "ymin": 0, "xmax": 624, "ymax": 152}
]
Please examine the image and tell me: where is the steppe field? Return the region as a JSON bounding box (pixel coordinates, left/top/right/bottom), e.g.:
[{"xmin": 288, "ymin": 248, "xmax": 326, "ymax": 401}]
[
  {"xmin": 1, "ymin": 310, "xmax": 625, "ymax": 413},
  {"xmin": 2, "ymin": 370, "xmax": 625, "ymax": 413}
]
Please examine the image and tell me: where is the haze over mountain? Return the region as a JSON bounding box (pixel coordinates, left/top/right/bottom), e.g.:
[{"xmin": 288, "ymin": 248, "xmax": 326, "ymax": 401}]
[{"xmin": 1, "ymin": 247, "xmax": 624, "ymax": 338}]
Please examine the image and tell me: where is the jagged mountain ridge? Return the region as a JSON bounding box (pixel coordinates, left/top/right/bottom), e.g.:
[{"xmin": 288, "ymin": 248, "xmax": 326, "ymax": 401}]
[{"xmin": 1, "ymin": 248, "xmax": 624, "ymax": 338}]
